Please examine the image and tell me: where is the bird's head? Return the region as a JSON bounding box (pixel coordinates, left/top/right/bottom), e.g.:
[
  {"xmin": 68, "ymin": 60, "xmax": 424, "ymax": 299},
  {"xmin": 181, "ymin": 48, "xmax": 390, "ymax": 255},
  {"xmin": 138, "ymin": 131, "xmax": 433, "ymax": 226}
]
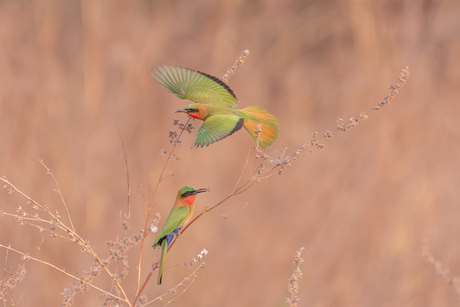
[
  {"xmin": 177, "ymin": 185, "xmax": 209, "ymax": 206},
  {"xmin": 174, "ymin": 103, "xmax": 207, "ymax": 120}
]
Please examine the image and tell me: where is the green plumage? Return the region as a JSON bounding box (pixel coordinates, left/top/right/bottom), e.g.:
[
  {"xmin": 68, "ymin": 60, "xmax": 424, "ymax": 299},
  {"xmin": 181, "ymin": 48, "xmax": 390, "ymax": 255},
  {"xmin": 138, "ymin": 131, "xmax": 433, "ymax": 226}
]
[
  {"xmin": 195, "ymin": 114, "xmax": 244, "ymax": 148},
  {"xmin": 152, "ymin": 185, "xmax": 207, "ymax": 285},
  {"xmin": 152, "ymin": 205, "xmax": 190, "ymax": 285},
  {"xmin": 151, "ymin": 64, "xmax": 280, "ymax": 148},
  {"xmin": 152, "ymin": 206, "xmax": 190, "ymax": 247}
]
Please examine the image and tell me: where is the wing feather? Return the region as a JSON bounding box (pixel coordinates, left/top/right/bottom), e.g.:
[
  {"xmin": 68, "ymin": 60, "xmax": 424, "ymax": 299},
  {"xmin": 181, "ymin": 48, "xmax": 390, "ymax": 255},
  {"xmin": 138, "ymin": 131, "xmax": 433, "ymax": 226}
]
[
  {"xmin": 151, "ymin": 64, "xmax": 239, "ymax": 107},
  {"xmin": 195, "ymin": 115, "xmax": 244, "ymax": 148}
]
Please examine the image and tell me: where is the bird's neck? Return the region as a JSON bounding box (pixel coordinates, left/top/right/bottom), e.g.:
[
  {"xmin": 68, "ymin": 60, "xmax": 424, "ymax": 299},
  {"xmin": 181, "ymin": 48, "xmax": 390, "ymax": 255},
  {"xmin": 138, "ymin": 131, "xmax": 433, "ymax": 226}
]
[
  {"xmin": 181, "ymin": 195, "xmax": 196, "ymax": 206},
  {"xmin": 186, "ymin": 103, "xmax": 208, "ymax": 120}
]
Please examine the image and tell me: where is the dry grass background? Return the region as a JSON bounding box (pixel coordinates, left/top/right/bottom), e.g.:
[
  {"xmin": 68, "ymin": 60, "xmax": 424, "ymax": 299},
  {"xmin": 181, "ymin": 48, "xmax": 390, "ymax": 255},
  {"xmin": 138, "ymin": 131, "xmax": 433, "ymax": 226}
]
[{"xmin": 0, "ymin": 0, "xmax": 459, "ymax": 306}]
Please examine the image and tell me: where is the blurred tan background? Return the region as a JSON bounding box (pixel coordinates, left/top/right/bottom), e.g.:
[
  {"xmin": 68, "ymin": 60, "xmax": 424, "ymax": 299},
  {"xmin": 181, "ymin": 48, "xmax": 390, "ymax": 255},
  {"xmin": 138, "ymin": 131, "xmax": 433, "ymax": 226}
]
[{"xmin": 1, "ymin": 0, "xmax": 460, "ymax": 306}]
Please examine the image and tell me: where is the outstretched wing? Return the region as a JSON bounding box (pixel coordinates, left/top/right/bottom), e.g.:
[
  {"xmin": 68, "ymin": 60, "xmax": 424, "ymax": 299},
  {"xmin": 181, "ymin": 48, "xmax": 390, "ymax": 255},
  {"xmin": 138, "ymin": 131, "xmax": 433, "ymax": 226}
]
[
  {"xmin": 195, "ymin": 115, "xmax": 244, "ymax": 148},
  {"xmin": 151, "ymin": 64, "xmax": 239, "ymax": 107}
]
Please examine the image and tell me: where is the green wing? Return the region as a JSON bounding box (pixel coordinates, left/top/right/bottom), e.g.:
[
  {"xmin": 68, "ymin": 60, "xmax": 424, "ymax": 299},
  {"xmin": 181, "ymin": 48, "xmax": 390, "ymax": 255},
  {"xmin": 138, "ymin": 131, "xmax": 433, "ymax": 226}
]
[
  {"xmin": 151, "ymin": 64, "xmax": 239, "ymax": 107},
  {"xmin": 152, "ymin": 206, "xmax": 190, "ymax": 247},
  {"xmin": 195, "ymin": 115, "xmax": 244, "ymax": 148}
]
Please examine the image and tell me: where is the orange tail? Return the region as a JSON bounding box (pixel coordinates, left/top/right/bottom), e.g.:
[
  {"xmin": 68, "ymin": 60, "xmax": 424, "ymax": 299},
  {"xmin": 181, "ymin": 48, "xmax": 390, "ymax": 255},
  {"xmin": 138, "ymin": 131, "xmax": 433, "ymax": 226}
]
[{"xmin": 241, "ymin": 106, "xmax": 280, "ymax": 149}]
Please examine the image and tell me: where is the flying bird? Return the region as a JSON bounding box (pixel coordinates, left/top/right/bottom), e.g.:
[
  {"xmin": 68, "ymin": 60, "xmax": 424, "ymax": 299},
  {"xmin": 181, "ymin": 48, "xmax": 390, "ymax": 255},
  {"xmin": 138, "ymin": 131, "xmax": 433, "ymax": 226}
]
[
  {"xmin": 152, "ymin": 186, "xmax": 208, "ymax": 285},
  {"xmin": 151, "ymin": 64, "xmax": 280, "ymax": 148}
]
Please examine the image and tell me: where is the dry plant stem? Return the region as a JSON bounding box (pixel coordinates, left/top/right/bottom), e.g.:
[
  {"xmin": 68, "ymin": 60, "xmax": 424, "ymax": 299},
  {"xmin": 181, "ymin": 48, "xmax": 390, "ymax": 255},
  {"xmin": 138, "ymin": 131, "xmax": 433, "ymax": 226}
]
[
  {"xmin": 1, "ymin": 239, "xmax": 42, "ymax": 305},
  {"xmin": 1, "ymin": 249, "xmax": 19, "ymax": 306},
  {"xmin": 0, "ymin": 176, "xmax": 78, "ymax": 242},
  {"xmin": 160, "ymin": 273, "xmax": 197, "ymax": 307},
  {"xmin": 233, "ymin": 148, "xmax": 252, "ymax": 191},
  {"xmin": 321, "ymin": 67, "xmax": 411, "ymax": 138},
  {"xmin": 422, "ymin": 243, "xmax": 460, "ymax": 299},
  {"xmin": 221, "ymin": 50, "xmax": 250, "ymax": 83},
  {"xmin": 0, "ymin": 211, "xmax": 71, "ymax": 240},
  {"xmin": 0, "ymin": 176, "xmax": 131, "ymax": 305},
  {"xmin": 133, "ymin": 250, "xmax": 206, "ymax": 306},
  {"xmin": 205, "ymin": 202, "xmax": 249, "ymax": 218},
  {"xmin": 133, "ymin": 264, "xmax": 156, "ymax": 306},
  {"xmin": 39, "ymin": 160, "xmax": 75, "ymax": 233},
  {"xmin": 111, "ymin": 131, "xmax": 132, "ymax": 295},
  {"xmin": 5, "ymin": 292, "xmax": 17, "ymax": 307},
  {"xmin": 0, "ymin": 244, "xmax": 127, "ymax": 304},
  {"xmin": 0, "ymin": 210, "xmax": 83, "ymax": 245},
  {"xmin": 286, "ymin": 247, "xmax": 305, "ymax": 307},
  {"xmin": 143, "ymin": 263, "xmax": 206, "ymax": 307},
  {"xmin": 2, "ymin": 249, "xmax": 8, "ymax": 281},
  {"xmin": 135, "ymin": 117, "xmax": 191, "ymax": 295},
  {"xmin": 118, "ymin": 129, "xmax": 131, "ymax": 226}
]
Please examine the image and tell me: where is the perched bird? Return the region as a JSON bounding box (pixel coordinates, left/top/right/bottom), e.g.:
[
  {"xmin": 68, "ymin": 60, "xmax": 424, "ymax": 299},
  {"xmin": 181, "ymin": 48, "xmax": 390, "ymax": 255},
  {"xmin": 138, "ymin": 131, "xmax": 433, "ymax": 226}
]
[
  {"xmin": 152, "ymin": 186, "xmax": 208, "ymax": 285},
  {"xmin": 151, "ymin": 64, "xmax": 280, "ymax": 148}
]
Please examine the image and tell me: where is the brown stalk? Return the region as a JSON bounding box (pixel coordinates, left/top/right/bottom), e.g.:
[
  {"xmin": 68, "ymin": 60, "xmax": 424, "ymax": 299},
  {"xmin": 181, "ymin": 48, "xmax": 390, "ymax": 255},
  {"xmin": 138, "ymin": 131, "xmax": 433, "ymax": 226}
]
[{"xmin": 135, "ymin": 117, "xmax": 192, "ymax": 295}]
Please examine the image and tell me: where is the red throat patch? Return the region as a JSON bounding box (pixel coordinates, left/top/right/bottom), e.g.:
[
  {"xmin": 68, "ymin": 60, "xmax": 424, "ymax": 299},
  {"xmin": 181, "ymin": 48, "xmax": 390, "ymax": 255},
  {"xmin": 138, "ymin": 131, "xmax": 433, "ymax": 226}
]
[
  {"xmin": 183, "ymin": 195, "xmax": 196, "ymax": 206},
  {"xmin": 187, "ymin": 113, "xmax": 201, "ymax": 120}
]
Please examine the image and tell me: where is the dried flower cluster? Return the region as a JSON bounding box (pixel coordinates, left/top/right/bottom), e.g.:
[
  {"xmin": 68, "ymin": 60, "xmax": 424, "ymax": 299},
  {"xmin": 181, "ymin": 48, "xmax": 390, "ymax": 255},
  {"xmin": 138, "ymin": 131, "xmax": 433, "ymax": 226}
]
[
  {"xmin": 285, "ymin": 247, "xmax": 305, "ymax": 307},
  {"xmin": 0, "ymin": 260, "xmax": 27, "ymax": 303},
  {"xmin": 62, "ymin": 263, "xmax": 103, "ymax": 306},
  {"xmin": 221, "ymin": 50, "xmax": 250, "ymax": 83},
  {"xmin": 186, "ymin": 249, "xmax": 208, "ymax": 266}
]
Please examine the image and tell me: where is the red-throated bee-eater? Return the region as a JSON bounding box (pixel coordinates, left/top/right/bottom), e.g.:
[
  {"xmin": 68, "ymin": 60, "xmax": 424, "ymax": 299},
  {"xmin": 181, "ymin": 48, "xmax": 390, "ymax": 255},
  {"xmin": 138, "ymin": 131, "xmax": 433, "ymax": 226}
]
[
  {"xmin": 151, "ymin": 64, "xmax": 280, "ymax": 149},
  {"xmin": 152, "ymin": 186, "xmax": 208, "ymax": 285}
]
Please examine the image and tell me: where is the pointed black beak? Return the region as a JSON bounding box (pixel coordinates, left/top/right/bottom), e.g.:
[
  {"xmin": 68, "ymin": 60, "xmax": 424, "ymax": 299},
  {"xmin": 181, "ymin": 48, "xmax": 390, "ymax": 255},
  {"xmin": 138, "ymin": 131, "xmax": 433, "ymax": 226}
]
[
  {"xmin": 194, "ymin": 188, "xmax": 209, "ymax": 195},
  {"xmin": 174, "ymin": 108, "xmax": 188, "ymax": 114}
]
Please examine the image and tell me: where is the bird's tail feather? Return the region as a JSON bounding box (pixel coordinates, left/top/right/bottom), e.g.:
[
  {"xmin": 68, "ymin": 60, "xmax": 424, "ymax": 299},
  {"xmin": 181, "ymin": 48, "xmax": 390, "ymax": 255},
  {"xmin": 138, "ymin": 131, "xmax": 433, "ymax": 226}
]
[
  {"xmin": 241, "ymin": 106, "xmax": 279, "ymax": 149},
  {"xmin": 158, "ymin": 240, "xmax": 168, "ymax": 285}
]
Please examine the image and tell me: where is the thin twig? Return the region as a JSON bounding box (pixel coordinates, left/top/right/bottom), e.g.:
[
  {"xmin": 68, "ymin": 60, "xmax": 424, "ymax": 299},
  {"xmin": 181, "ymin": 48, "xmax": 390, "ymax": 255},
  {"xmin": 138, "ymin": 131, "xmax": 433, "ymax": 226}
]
[
  {"xmin": 205, "ymin": 202, "xmax": 249, "ymax": 219},
  {"xmin": 110, "ymin": 130, "xmax": 132, "ymax": 294},
  {"xmin": 0, "ymin": 244, "xmax": 128, "ymax": 304},
  {"xmin": 143, "ymin": 262, "xmax": 206, "ymax": 307},
  {"xmin": 118, "ymin": 129, "xmax": 131, "ymax": 226},
  {"xmin": 133, "ymin": 262, "xmax": 158, "ymax": 306},
  {"xmin": 233, "ymin": 148, "xmax": 252, "ymax": 192},
  {"xmin": 39, "ymin": 160, "xmax": 75, "ymax": 233}
]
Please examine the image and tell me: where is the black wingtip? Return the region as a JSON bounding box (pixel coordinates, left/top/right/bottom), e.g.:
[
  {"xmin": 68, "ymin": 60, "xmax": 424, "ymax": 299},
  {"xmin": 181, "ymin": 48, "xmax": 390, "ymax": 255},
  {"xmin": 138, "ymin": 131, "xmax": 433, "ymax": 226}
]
[
  {"xmin": 197, "ymin": 70, "xmax": 238, "ymax": 99},
  {"xmin": 229, "ymin": 118, "xmax": 245, "ymax": 135}
]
